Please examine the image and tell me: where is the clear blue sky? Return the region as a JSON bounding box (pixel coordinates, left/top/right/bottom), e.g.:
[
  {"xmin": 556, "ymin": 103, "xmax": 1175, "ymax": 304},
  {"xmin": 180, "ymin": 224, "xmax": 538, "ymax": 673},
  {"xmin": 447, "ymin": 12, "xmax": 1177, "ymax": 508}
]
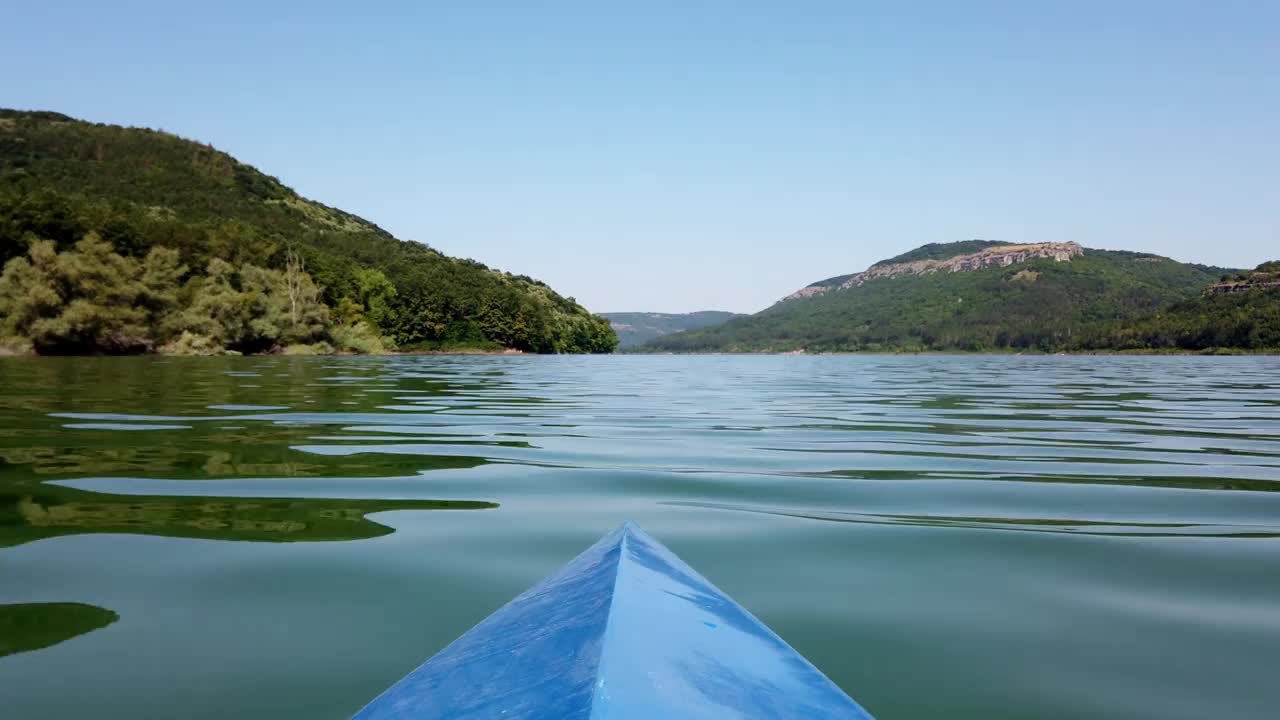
[{"xmin": 6, "ymin": 1, "xmax": 1277, "ymax": 313}]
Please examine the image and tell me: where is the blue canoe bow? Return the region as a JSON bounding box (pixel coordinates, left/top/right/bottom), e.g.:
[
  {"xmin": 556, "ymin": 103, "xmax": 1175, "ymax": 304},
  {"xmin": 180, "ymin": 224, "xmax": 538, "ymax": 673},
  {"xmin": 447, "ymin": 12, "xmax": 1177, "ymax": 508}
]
[{"xmin": 353, "ymin": 522, "xmax": 874, "ymax": 719}]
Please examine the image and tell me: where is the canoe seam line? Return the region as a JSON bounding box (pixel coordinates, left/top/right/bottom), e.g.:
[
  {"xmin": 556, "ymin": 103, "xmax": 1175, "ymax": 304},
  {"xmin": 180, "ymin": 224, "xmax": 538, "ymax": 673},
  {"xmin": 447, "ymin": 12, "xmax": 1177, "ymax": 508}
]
[{"xmin": 587, "ymin": 526, "xmax": 629, "ymax": 719}]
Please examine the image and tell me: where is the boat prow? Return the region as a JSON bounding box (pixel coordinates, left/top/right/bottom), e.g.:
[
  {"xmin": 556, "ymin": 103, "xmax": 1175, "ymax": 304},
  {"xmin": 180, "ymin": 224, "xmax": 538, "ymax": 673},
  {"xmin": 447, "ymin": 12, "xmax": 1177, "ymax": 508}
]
[{"xmin": 353, "ymin": 521, "xmax": 874, "ymax": 719}]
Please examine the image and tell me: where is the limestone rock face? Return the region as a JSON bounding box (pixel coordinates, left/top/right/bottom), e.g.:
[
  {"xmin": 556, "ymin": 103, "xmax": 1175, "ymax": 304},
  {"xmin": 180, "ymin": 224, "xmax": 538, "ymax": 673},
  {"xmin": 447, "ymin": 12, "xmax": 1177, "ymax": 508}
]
[
  {"xmin": 1210, "ymin": 279, "xmax": 1280, "ymax": 293},
  {"xmin": 784, "ymin": 242, "xmax": 1084, "ymax": 301}
]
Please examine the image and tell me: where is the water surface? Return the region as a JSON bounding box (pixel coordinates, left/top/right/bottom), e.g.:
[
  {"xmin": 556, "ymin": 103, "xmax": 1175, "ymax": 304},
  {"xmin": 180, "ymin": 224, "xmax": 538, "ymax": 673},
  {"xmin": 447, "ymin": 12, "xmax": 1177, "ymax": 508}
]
[{"xmin": 1, "ymin": 355, "xmax": 1278, "ymax": 719}]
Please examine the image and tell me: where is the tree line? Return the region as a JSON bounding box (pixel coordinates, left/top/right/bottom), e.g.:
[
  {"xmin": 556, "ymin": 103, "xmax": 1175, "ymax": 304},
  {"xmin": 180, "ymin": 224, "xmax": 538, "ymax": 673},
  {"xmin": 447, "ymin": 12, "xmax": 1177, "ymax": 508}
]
[
  {"xmin": 0, "ymin": 232, "xmax": 388, "ymax": 355},
  {"xmin": 0, "ymin": 110, "xmax": 616, "ymax": 355}
]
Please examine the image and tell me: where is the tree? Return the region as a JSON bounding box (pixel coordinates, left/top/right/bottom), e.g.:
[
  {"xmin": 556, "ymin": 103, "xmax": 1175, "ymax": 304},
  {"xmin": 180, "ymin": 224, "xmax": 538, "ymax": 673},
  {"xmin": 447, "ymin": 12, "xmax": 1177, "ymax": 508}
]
[
  {"xmin": 284, "ymin": 245, "xmax": 306, "ymax": 329},
  {"xmin": 177, "ymin": 258, "xmax": 255, "ymax": 352},
  {"xmin": 0, "ymin": 238, "xmax": 63, "ymax": 348},
  {"xmin": 44, "ymin": 233, "xmax": 150, "ymax": 353},
  {"xmin": 138, "ymin": 246, "xmax": 187, "ymax": 341},
  {"xmin": 242, "ymin": 261, "xmax": 330, "ymax": 347},
  {"xmin": 0, "ymin": 234, "xmax": 151, "ymax": 353},
  {"xmin": 354, "ymin": 267, "xmax": 397, "ymax": 331}
]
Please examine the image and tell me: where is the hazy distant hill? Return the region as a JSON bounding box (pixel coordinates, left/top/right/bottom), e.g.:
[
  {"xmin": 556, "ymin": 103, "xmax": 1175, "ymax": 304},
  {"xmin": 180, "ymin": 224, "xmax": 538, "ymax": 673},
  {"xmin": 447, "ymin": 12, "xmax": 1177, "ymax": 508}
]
[
  {"xmin": 644, "ymin": 240, "xmax": 1254, "ymax": 353},
  {"xmin": 602, "ymin": 311, "xmax": 743, "ymax": 348},
  {"xmin": 0, "ymin": 109, "xmax": 616, "ymax": 354}
]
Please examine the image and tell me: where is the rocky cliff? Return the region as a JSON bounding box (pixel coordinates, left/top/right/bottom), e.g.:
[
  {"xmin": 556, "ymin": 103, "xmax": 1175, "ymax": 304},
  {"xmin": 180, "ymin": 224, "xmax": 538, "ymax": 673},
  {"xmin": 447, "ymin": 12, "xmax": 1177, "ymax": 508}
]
[{"xmin": 785, "ymin": 242, "xmax": 1084, "ymax": 301}]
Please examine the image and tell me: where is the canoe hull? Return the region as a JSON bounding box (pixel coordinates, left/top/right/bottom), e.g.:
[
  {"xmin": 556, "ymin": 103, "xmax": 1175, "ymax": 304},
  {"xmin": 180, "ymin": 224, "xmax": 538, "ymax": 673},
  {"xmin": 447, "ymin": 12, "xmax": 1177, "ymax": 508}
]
[{"xmin": 353, "ymin": 522, "xmax": 873, "ymax": 719}]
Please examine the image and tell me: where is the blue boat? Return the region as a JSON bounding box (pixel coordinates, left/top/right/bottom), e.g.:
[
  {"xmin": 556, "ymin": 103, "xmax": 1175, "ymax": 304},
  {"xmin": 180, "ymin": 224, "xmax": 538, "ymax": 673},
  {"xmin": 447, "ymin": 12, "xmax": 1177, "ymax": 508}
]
[{"xmin": 352, "ymin": 522, "xmax": 874, "ymax": 719}]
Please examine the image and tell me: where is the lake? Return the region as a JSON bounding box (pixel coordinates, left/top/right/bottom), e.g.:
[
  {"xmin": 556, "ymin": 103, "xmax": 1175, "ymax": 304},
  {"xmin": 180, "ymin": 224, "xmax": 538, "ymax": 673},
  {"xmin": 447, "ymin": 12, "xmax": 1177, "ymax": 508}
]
[{"xmin": 1, "ymin": 355, "xmax": 1278, "ymax": 719}]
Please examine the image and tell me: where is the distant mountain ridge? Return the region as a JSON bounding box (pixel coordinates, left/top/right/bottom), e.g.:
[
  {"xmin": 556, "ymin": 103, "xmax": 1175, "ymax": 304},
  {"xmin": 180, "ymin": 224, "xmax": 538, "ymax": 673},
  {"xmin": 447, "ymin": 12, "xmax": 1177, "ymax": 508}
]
[
  {"xmin": 642, "ymin": 240, "xmax": 1276, "ymax": 353},
  {"xmin": 602, "ymin": 311, "xmax": 743, "ymax": 348}
]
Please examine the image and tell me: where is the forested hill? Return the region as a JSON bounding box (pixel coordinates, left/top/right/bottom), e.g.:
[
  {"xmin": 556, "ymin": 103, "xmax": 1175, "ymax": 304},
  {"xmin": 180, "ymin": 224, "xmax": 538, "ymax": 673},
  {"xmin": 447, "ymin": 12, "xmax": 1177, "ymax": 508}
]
[
  {"xmin": 644, "ymin": 241, "xmax": 1257, "ymax": 353},
  {"xmin": 0, "ymin": 109, "xmax": 616, "ymax": 355},
  {"xmin": 602, "ymin": 311, "xmax": 744, "ymax": 348},
  {"xmin": 1083, "ymin": 262, "xmax": 1280, "ymax": 351}
]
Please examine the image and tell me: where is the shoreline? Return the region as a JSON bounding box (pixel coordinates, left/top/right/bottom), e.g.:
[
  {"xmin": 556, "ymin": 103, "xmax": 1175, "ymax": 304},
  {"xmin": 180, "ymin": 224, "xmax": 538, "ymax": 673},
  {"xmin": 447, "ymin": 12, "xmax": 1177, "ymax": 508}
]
[
  {"xmin": 618, "ymin": 348, "xmax": 1280, "ymax": 356},
  {"xmin": 0, "ymin": 346, "xmax": 530, "ymax": 358},
  {"xmin": 3, "ymin": 348, "xmax": 1278, "ymax": 358}
]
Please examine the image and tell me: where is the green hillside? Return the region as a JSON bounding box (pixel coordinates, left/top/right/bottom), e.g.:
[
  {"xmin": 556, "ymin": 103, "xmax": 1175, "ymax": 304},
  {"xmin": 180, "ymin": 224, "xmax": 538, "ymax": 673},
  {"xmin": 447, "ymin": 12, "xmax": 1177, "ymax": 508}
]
[
  {"xmin": 0, "ymin": 110, "xmax": 616, "ymax": 355},
  {"xmin": 645, "ymin": 244, "xmax": 1239, "ymax": 353},
  {"xmin": 602, "ymin": 311, "xmax": 743, "ymax": 348},
  {"xmin": 1084, "ymin": 262, "xmax": 1280, "ymax": 351}
]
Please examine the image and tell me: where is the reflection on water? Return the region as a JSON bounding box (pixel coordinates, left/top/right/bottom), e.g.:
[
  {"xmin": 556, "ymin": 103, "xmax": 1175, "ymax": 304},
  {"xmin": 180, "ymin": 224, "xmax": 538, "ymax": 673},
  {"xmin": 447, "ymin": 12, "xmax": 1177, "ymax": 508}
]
[
  {"xmin": 1, "ymin": 355, "xmax": 1279, "ymax": 719},
  {"xmin": 0, "ymin": 602, "xmax": 118, "ymax": 658},
  {"xmin": 2, "ymin": 484, "xmax": 495, "ymax": 548}
]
